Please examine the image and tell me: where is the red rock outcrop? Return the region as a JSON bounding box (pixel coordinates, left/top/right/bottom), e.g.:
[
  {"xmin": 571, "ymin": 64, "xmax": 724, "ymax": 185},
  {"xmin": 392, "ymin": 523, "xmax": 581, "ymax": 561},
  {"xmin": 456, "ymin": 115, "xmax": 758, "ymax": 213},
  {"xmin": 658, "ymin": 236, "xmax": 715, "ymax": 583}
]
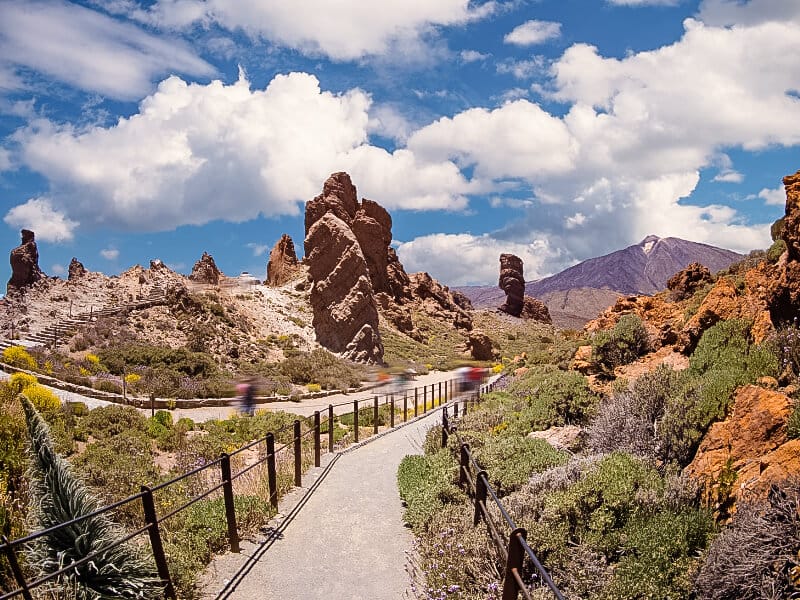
[
  {"xmin": 686, "ymin": 385, "xmax": 800, "ymax": 506},
  {"xmin": 499, "ymin": 253, "xmax": 525, "ymax": 316},
  {"xmin": 410, "ymin": 272, "xmax": 472, "ymax": 331},
  {"xmin": 451, "ymin": 290, "xmax": 473, "ymax": 311},
  {"xmin": 467, "ymin": 330, "xmax": 495, "ymax": 361},
  {"xmin": 305, "ymin": 172, "xmax": 360, "ymax": 235},
  {"xmin": 7, "ymin": 229, "xmax": 44, "ymax": 294},
  {"xmin": 667, "ymin": 262, "xmax": 713, "ymax": 301},
  {"xmin": 68, "ymin": 257, "xmax": 86, "ymax": 280},
  {"xmin": 189, "ymin": 252, "xmax": 222, "ymax": 285},
  {"xmin": 265, "ymin": 234, "xmax": 300, "ymax": 287},
  {"xmin": 304, "ymin": 212, "xmax": 383, "ymax": 364}
]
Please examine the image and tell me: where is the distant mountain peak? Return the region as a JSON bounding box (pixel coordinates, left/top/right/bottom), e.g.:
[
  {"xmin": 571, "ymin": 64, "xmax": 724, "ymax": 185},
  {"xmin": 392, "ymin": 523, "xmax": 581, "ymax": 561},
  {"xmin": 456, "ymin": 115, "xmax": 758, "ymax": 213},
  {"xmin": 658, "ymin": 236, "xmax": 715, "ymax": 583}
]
[{"xmin": 640, "ymin": 235, "xmax": 661, "ymax": 255}]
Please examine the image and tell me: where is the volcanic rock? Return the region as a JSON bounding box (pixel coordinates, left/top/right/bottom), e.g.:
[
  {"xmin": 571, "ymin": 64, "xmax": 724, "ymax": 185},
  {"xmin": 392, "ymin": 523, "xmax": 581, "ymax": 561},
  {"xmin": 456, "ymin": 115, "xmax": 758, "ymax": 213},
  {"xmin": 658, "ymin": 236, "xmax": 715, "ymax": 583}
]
[
  {"xmin": 499, "ymin": 253, "xmax": 525, "ymax": 316},
  {"xmin": 305, "ymin": 172, "xmax": 360, "ymax": 235},
  {"xmin": 667, "ymin": 262, "xmax": 713, "ymax": 301},
  {"xmin": 189, "ymin": 252, "xmax": 222, "ymax": 285},
  {"xmin": 451, "ymin": 290, "xmax": 474, "ymax": 311},
  {"xmin": 304, "ymin": 212, "xmax": 383, "ymax": 364},
  {"xmin": 266, "ymin": 234, "xmax": 300, "ymax": 286},
  {"xmin": 7, "ymin": 229, "xmax": 44, "ymax": 294},
  {"xmin": 410, "ymin": 272, "xmax": 472, "ymax": 330},
  {"xmin": 521, "ymin": 296, "xmax": 552, "ymax": 323},
  {"xmin": 68, "ymin": 257, "xmax": 87, "ymax": 280},
  {"xmin": 781, "ymin": 170, "xmax": 800, "ymax": 261},
  {"xmin": 467, "ymin": 330, "xmax": 495, "ymax": 361},
  {"xmin": 686, "ymin": 385, "xmax": 800, "ymax": 507}
]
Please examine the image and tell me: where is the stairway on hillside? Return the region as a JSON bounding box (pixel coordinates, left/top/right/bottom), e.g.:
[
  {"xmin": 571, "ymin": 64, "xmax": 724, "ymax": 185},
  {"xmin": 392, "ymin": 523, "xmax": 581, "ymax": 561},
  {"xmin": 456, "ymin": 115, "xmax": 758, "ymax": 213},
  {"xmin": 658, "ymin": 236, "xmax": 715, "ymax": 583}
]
[{"xmin": 0, "ymin": 286, "xmax": 168, "ymax": 352}]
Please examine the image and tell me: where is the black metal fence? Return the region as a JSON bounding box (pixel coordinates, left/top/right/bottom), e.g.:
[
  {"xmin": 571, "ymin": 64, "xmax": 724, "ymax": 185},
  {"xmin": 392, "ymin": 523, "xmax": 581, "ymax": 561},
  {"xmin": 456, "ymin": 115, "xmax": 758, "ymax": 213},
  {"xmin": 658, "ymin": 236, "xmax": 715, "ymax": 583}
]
[
  {"xmin": 0, "ymin": 378, "xmax": 458, "ymax": 600},
  {"xmin": 441, "ymin": 382, "xmax": 565, "ymax": 600}
]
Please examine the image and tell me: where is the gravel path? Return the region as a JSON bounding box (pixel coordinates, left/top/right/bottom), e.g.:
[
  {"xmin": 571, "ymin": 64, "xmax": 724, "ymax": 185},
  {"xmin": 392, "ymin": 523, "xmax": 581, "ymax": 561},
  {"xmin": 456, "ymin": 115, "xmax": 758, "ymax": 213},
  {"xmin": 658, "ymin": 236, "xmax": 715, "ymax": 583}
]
[{"xmin": 200, "ymin": 406, "xmax": 443, "ymax": 600}]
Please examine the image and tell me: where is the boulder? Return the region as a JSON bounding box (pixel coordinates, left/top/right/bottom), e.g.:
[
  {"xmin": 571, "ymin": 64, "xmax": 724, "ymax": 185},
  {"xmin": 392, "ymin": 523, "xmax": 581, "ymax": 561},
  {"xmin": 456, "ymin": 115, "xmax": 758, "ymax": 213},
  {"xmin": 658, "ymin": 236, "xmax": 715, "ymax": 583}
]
[
  {"xmin": 68, "ymin": 257, "xmax": 87, "ymax": 280},
  {"xmin": 521, "ymin": 296, "xmax": 552, "ymax": 323},
  {"xmin": 304, "ymin": 212, "xmax": 383, "ymax": 364},
  {"xmin": 667, "ymin": 262, "xmax": 713, "ymax": 301},
  {"xmin": 265, "ymin": 234, "xmax": 300, "ymax": 286},
  {"xmin": 498, "ymin": 253, "xmax": 525, "ymax": 316},
  {"xmin": 189, "ymin": 252, "xmax": 222, "ymax": 285},
  {"xmin": 467, "ymin": 330, "xmax": 495, "ymax": 361},
  {"xmin": 686, "ymin": 385, "xmax": 800, "ymax": 506},
  {"xmin": 7, "ymin": 229, "xmax": 44, "ymax": 294}
]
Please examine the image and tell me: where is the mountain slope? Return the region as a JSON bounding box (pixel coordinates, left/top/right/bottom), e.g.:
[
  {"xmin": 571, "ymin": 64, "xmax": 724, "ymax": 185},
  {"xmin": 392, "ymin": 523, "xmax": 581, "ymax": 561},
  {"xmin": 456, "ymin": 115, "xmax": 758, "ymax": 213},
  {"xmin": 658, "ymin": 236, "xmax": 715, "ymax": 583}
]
[{"xmin": 457, "ymin": 236, "xmax": 743, "ymax": 327}]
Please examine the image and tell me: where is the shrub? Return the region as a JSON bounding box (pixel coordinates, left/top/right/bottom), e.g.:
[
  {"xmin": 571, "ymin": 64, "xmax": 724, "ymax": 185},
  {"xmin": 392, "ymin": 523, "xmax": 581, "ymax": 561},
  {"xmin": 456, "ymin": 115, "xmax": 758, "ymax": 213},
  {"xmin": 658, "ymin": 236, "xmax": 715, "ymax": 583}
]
[
  {"xmin": 473, "ymin": 435, "xmax": 568, "ymax": 495},
  {"xmin": 695, "ymin": 481, "xmax": 800, "ymax": 599},
  {"xmin": 94, "ymin": 378, "xmax": 123, "ymax": 394},
  {"xmin": 306, "ymin": 383, "xmax": 321, "ymax": 393},
  {"xmin": 2, "ymin": 346, "xmax": 36, "ymax": 370},
  {"xmin": 768, "ymin": 238, "xmax": 787, "ymax": 262},
  {"xmin": 397, "ymin": 449, "xmax": 464, "ymax": 531},
  {"xmin": 23, "ymin": 384, "xmax": 61, "ymax": 413},
  {"xmin": 590, "ymin": 314, "xmax": 649, "ymax": 374},
  {"xmin": 789, "ymin": 403, "xmax": 800, "ymax": 439},
  {"xmin": 81, "ymin": 405, "xmax": 148, "ymax": 439},
  {"xmin": 508, "ymin": 367, "xmax": 597, "ymax": 432}
]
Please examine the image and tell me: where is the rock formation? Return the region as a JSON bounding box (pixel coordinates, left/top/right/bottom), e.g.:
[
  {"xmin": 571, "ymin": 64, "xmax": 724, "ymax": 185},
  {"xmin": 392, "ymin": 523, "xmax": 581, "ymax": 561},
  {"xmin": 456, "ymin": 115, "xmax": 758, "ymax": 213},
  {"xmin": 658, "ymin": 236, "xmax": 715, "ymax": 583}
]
[
  {"xmin": 68, "ymin": 257, "xmax": 86, "ymax": 280},
  {"xmin": 265, "ymin": 234, "xmax": 300, "ymax": 287},
  {"xmin": 499, "ymin": 253, "xmax": 525, "ymax": 316},
  {"xmin": 498, "ymin": 253, "xmax": 551, "ymax": 322},
  {"xmin": 7, "ymin": 229, "xmax": 44, "ymax": 294},
  {"xmin": 304, "ymin": 212, "xmax": 383, "ymax": 364},
  {"xmin": 189, "ymin": 252, "xmax": 222, "ymax": 285},
  {"xmin": 667, "ymin": 262, "xmax": 713, "ymax": 301},
  {"xmin": 451, "ymin": 290, "xmax": 474, "ymax": 311},
  {"xmin": 467, "ymin": 330, "xmax": 495, "ymax": 361},
  {"xmin": 521, "ymin": 296, "xmax": 552, "ymax": 323},
  {"xmin": 686, "ymin": 385, "xmax": 800, "ymax": 507},
  {"xmin": 304, "ymin": 172, "xmax": 473, "ymax": 360}
]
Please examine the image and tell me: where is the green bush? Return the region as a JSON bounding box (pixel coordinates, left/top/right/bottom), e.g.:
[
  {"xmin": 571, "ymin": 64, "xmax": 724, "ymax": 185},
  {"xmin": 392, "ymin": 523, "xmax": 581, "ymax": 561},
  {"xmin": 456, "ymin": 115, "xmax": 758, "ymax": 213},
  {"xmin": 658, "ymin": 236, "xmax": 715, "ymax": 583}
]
[
  {"xmin": 590, "ymin": 314, "xmax": 649, "ymax": 374},
  {"xmin": 81, "ymin": 405, "xmax": 148, "ymax": 439},
  {"xmin": 473, "ymin": 435, "xmax": 568, "ymax": 494},
  {"xmin": 397, "ymin": 450, "xmax": 464, "ymax": 531},
  {"xmin": 767, "ymin": 238, "xmax": 787, "ymax": 262},
  {"xmin": 788, "ymin": 403, "xmax": 800, "ymax": 439},
  {"xmin": 94, "ymin": 378, "xmax": 123, "ymax": 394},
  {"xmin": 507, "ymin": 367, "xmax": 597, "ymax": 431},
  {"xmin": 98, "ymin": 344, "xmax": 218, "ymax": 378}
]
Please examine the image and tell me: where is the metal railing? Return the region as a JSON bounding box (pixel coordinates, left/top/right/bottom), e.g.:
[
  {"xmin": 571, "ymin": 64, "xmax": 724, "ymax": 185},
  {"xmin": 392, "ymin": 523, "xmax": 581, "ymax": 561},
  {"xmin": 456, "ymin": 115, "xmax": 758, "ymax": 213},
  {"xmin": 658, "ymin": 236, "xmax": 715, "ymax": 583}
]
[
  {"xmin": 440, "ymin": 382, "xmax": 565, "ymax": 600},
  {"xmin": 0, "ymin": 377, "xmax": 458, "ymax": 600}
]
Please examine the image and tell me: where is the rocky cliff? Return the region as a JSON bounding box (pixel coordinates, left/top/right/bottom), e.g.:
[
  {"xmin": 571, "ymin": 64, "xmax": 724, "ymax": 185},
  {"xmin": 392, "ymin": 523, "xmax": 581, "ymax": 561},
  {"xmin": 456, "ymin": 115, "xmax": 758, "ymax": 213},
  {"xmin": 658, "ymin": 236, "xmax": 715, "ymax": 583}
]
[
  {"xmin": 189, "ymin": 252, "xmax": 222, "ymax": 285},
  {"xmin": 265, "ymin": 234, "xmax": 300, "ymax": 287},
  {"xmin": 7, "ymin": 229, "xmax": 44, "ymax": 294}
]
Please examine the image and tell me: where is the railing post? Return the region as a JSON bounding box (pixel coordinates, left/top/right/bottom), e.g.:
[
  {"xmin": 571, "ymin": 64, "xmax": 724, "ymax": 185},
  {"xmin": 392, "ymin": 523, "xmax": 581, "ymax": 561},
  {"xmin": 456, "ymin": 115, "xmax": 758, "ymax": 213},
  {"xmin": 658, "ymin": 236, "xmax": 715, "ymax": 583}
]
[
  {"xmin": 266, "ymin": 433, "xmax": 278, "ymax": 510},
  {"xmin": 1, "ymin": 536, "xmax": 33, "ymax": 600},
  {"xmin": 454, "ymin": 401, "xmax": 459, "ymax": 418},
  {"xmin": 414, "ymin": 387, "xmax": 418, "ymax": 417},
  {"xmin": 439, "ymin": 382, "xmax": 442, "ymax": 406},
  {"xmin": 441, "ymin": 407, "xmax": 449, "ymax": 448},
  {"xmin": 463, "ymin": 397, "xmax": 468, "ymax": 416},
  {"xmin": 314, "ymin": 411, "xmax": 321, "ymax": 468},
  {"xmin": 353, "ymin": 400, "xmax": 359, "ymax": 442},
  {"xmin": 373, "ymin": 396, "xmax": 379, "ymax": 435},
  {"xmin": 328, "ymin": 404, "xmax": 334, "ymax": 453},
  {"xmin": 474, "ymin": 471, "xmax": 488, "ymax": 527},
  {"xmin": 403, "ymin": 391, "xmax": 408, "ymax": 422},
  {"xmin": 502, "ymin": 528, "xmax": 528, "ymax": 600},
  {"xmin": 459, "ymin": 444, "xmax": 470, "ymax": 489},
  {"xmin": 390, "ymin": 394, "xmax": 395, "ymax": 428},
  {"xmin": 423, "ymin": 385, "xmax": 427, "ymax": 413},
  {"xmin": 220, "ymin": 453, "xmax": 240, "ymax": 553},
  {"xmin": 141, "ymin": 486, "xmax": 176, "ymax": 599},
  {"xmin": 444, "ymin": 379, "xmax": 448, "ymax": 403},
  {"xmin": 432, "ymin": 384, "xmax": 436, "ymax": 407},
  {"xmin": 293, "ymin": 420, "xmax": 302, "ymax": 487}
]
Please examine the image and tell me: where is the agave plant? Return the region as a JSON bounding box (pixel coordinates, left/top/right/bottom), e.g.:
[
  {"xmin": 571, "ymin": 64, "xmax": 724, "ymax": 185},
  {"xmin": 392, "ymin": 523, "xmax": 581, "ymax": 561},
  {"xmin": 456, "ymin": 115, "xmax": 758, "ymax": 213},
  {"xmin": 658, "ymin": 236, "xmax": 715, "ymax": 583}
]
[{"xmin": 20, "ymin": 395, "xmax": 162, "ymax": 599}]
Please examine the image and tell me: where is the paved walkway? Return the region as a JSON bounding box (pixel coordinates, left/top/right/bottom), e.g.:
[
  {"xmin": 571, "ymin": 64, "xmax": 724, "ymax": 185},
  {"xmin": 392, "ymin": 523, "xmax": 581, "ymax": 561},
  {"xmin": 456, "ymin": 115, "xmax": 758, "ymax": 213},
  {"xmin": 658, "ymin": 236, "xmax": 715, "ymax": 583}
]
[{"xmin": 200, "ymin": 407, "xmax": 443, "ymax": 600}]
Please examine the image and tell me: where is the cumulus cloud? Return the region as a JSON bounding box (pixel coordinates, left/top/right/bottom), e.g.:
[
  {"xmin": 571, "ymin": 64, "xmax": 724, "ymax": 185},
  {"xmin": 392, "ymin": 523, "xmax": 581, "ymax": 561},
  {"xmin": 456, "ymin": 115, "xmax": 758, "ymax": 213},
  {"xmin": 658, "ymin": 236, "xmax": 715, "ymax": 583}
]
[
  {"xmin": 0, "ymin": 0, "xmax": 214, "ymax": 100},
  {"xmin": 396, "ymin": 233, "xmax": 560, "ymax": 286},
  {"xmin": 504, "ymin": 20, "xmax": 561, "ymax": 46},
  {"xmin": 137, "ymin": 0, "xmax": 498, "ymax": 61},
  {"xmin": 0, "ymin": 148, "xmax": 11, "ymax": 171},
  {"xmin": 460, "ymin": 50, "xmax": 490, "ymax": 63},
  {"xmin": 10, "ymin": 72, "xmax": 469, "ymax": 234},
  {"xmin": 50, "ymin": 263, "xmax": 66, "ymax": 276},
  {"xmin": 100, "ymin": 247, "xmax": 120, "ymax": 260},
  {"xmin": 712, "ymin": 169, "xmax": 744, "ymax": 183},
  {"xmin": 758, "ymin": 186, "xmax": 786, "ymax": 206},
  {"xmin": 247, "ymin": 243, "xmax": 269, "ymax": 257},
  {"xmin": 4, "ymin": 198, "xmax": 77, "ymax": 242}
]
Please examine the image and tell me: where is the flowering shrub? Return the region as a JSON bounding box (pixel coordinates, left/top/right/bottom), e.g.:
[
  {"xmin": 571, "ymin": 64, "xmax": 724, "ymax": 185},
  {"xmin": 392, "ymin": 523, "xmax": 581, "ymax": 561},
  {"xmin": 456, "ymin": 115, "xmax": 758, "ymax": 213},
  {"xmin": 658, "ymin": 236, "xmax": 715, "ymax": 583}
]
[{"xmin": 2, "ymin": 346, "xmax": 36, "ymax": 370}]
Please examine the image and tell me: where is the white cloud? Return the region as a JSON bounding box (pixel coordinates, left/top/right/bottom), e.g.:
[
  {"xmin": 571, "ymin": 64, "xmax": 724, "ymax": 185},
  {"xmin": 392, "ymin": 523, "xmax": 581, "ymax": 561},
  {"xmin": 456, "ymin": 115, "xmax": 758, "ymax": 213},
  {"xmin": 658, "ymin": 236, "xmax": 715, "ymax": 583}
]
[
  {"xmin": 758, "ymin": 186, "xmax": 786, "ymax": 206},
  {"xmin": 51, "ymin": 263, "xmax": 66, "ymax": 276},
  {"xmin": 698, "ymin": 0, "xmax": 800, "ymax": 26},
  {"xmin": 712, "ymin": 169, "xmax": 744, "ymax": 183},
  {"xmin": 0, "ymin": 148, "xmax": 11, "ymax": 171},
  {"xmin": 139, "ymin": 0, "xmax": 498, "ymax": 61},
  {"xmin": 460, "ymin": 50, "xmax": 491, "ymax": 63},
  {"xmin": 504, "ymin": 20, "xmax": 561, "ymax": 46},
  {"xmin": 247, "ymin": 243, "xmax": 269, "ymax": 257},
  {"xmin": 11, "ymin": 72, "xmax": 469, "ymax": 234},
  {"xmin": 100, "ymin": 247, "xmax": 120, "ymax": 261},
  {"xmin": 496, "ymin": 57, "xmax": 547, "ymax": 79},
  {"xmin": 367, "ymin": 104, "xmax": 414, "ymax": 142},
  {"xmin": 0, "ymin": 0, "xmax": 214, "ymax": 100},
  {"xmin": 396, "ymin": 233, "xmax": 559, "ymax": 286},
  {"xmin": 4, "ymin": 198, "xmax": 77, "ymax": 242}
]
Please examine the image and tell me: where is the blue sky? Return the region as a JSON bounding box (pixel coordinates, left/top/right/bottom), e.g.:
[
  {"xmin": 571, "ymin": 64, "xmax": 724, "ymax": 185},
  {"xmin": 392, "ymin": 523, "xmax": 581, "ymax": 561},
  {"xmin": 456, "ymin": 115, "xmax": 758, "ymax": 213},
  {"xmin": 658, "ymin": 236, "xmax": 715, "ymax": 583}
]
[{"xmin": 0, "ymin": 0, "xmax": 798, "ymax": 287}]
